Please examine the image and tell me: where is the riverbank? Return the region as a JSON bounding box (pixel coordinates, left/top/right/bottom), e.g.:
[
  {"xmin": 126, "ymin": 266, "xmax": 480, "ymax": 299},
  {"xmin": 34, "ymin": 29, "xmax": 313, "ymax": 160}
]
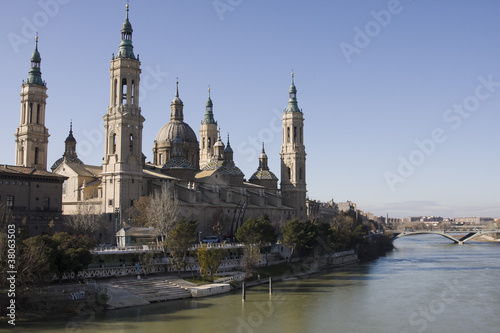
[
  {"xmin": 474, "ymin": 235, "xmax": 500, "ymax": 242},
  {"xmin": 2, "ymin": 252, "xmax": 359, "ymax": 322}
]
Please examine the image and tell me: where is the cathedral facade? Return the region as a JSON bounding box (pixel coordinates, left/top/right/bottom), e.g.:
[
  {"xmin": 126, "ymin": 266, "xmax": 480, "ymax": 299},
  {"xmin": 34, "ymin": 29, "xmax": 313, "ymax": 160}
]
[{"xmin": 16, "ymin": 5, "xmax": 311, "ymax": 238}]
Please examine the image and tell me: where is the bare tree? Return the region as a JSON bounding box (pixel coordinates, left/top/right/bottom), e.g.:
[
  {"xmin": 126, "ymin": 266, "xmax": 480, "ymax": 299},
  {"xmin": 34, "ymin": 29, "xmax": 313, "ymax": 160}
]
[
  {"xmin": 67, "ymin": 201, "xmax": 104, "ymax": 237},
  {"xmin": 127, "ymin": 195, "xmax": 152, "ymax": 227},
  {"xmin": 146, "ymin": 183, "xmax": 180, "ymax": 244}
]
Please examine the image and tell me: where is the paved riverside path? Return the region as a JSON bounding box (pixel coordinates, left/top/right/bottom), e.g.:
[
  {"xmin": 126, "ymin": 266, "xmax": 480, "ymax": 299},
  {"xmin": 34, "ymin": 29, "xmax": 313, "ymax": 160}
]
[{"xmin": 106, "ymin": 276, "xmax": 196, "ymax": 309}]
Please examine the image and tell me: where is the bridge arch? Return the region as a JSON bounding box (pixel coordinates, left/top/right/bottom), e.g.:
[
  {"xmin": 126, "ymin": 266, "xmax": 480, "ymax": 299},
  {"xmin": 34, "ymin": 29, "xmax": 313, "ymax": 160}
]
[
  {"xmin": 392, "ymin": 231, "xmax": 460, "ymax": 244},
  {"xmin": 461, "ymin": 230, "xmax": 500, "ymax": 243},
  {"xmin": 391, "ymin": 230, "xmax": 500, "ymax": 244}
]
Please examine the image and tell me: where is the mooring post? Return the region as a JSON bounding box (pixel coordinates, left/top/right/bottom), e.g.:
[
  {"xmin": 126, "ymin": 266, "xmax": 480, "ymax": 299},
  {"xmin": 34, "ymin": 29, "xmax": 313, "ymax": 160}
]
[
  {"xmin": 242, "ymin": 282, "xmax": 246, "ymax": 302},
  {"xmin": 269, "ymin": 277, "xmax": 272, "ymax": 295}
]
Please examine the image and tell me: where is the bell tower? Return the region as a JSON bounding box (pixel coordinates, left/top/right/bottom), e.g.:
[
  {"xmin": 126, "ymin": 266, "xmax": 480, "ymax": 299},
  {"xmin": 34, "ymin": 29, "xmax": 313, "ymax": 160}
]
[
  {"xmin": 15, "ymin": 36, "xmax": 49, "ymax": 170},
  {"xmin": 280, "ymin": 73, "xmax": 307, "ymax": 219},
  {"xmin": 102, "ymin": 4, "xmax": 145, "ymax": 217},
  {"xmin": 199, "ymin": 87, "xmax": 218, "ymax": 168}
]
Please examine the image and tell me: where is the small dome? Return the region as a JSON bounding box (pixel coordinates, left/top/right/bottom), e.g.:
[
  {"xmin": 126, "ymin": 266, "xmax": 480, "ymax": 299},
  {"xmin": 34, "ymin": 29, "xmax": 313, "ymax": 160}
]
[
  {"xmin": 171, "ymin": 96, "xmax": 183, "ymax": 105},
  {"xmin": 31, "ymin": 48, "xmax": 41, "ymax": 63},
  {"xmin": 65, "ymin": 132, "xmax": 76, "ymax": 143},
  {"xmin": 122, "ymin": 19, "xmax": 133, "ymax": 33},
  {"xmin": 224, "ymin": 144, "xmax": 233, "ymax": 154},
  {"xmin": 214, "ymin": 139, "xmax": 224, "ymax": 148},
  {"xmin": 155, "ymin": 121, "xmax": 198, "ymax": 144}
]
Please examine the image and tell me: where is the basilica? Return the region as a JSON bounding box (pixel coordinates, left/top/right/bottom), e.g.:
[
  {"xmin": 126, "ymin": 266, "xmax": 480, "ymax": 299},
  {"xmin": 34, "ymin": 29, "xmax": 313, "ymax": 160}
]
[{"xmin": 10, "ymin": 5, "xmax": 318, "ymax": 237}]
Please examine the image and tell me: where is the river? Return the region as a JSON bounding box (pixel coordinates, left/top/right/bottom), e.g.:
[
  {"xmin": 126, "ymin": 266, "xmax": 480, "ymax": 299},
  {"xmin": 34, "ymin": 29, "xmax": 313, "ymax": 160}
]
[{"xmin": 6, "ymin": 234, "xmax": 500, "ymax": 333}]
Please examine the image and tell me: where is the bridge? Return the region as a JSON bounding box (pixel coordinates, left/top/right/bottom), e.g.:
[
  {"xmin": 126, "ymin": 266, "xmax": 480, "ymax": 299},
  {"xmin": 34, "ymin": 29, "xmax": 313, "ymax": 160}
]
[{"xmin": 390, "ymin": 229, "xmax": 500, "ymax": 244}]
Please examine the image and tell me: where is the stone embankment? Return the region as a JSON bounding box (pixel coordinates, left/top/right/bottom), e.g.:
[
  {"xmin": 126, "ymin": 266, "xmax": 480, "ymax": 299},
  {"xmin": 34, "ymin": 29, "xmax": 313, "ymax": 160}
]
[{"xmin": 105, "ymin": 276, "xmax": 231, "ymax": 310}]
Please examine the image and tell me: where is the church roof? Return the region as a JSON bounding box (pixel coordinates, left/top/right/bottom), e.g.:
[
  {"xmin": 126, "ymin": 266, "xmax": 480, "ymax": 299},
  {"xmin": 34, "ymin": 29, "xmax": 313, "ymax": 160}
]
[
  {"xmin": 162, "ymin": 157, "xmax": 195, "ymax": 170},
  {"xmin": 155, "ymin": 121, "xmax": 198, "ymax": 144},
  {"xmin": 202, "ymin": 160, "xmax": 244, "ymax": 176},
  {"xmin": 250, "ymin": 170, "xmax": 278, "ymax": 180},
  {"xmin": 51, "ymin": 156, "xmax": 84, "ymax": 171},
  {"xmin": 0, "ymin": 165, "xmax": 66, "ymax": 180}
]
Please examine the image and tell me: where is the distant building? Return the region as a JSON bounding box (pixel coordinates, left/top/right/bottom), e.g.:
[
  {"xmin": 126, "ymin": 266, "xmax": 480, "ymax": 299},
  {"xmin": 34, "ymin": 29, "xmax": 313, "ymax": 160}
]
[{"xmin": 338, "ymin": 201, "xmax": 357, "ymax": 214}]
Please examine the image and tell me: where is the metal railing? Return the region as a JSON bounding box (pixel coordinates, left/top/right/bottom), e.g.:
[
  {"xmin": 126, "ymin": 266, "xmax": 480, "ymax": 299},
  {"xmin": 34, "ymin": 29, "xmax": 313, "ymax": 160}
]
[{"xmin": 92, "ymin": 242, "xmax": 245, "ymax": 253}]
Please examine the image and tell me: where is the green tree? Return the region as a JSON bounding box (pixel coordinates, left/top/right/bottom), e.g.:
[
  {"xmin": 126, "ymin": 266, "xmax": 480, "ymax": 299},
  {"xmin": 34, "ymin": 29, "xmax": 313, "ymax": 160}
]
[
  {"xmin": 196, "ymin": 244, "xmax": 223, "ymax": 282},
  {"xmin": 281, "ymin": 219, "xmax": 315, "ymax": 262},
  {"xmin": 236, "ymin": 215, "xmax": 277, "ymax": 266},
  {"xmin": 167, "ymin": 218, "xmax": 198, "ymax": 276},
  {"xmin": 17, "ymin": 236, "xmax": 52, "ymax": 289},
  {"xmin": 42, "ymin": 232, "xmax": 95, "ymax": 283}
]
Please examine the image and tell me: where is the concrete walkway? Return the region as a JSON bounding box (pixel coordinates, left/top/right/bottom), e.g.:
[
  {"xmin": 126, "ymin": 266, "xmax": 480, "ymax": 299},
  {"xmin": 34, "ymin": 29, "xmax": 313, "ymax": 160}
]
[{"xmin": 105, "ymin": 275, "xmax": 231, "ymax": 310}]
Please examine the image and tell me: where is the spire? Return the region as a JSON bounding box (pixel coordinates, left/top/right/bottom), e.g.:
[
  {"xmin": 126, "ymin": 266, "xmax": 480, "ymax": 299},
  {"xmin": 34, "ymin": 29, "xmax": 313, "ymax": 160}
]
[
  {"xmin": 116, "ymin": 3, "xmax": 135, "ymax": 59},
  {"xmin": 285, "ymin": 71, "xmax": 300, "ymax": 113},
  {"xmin": 26, "ymin": 35, "xmax": 44, "ymax": 86},
  {"xmin": 65, "ymin": 121, "xmax": 76, "ymax": 143},
  {"xmin": 64, "ymin": 121, "xmax": 77, "ymax": 159},
  {"xmin": 213, "ymin": 128, "xmax": 225, "ymax": 160},
  {"xmin": 224, "ymin": 133, "xmax": 234, "ymax": 165},
  {"xmin": 202, "ymin": 86, "xmax": 217, "ymax": 124},
  {"xmin": 259, "ymin": 142, "xmax": 269, "ymax": 170},
  {"xmin": 170, "ymin": 79, "xmax": 184, "ymax": 121},
  {"xmin": 224, "ymin": 133, "xmax": 233, "ymax": 153}
]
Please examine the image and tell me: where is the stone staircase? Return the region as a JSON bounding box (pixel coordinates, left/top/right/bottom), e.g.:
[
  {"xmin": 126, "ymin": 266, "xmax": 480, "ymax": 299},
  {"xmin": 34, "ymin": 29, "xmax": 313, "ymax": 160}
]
[{"xmin": 110, "ymin": 277, "xmax": 194, "ymax": 303}]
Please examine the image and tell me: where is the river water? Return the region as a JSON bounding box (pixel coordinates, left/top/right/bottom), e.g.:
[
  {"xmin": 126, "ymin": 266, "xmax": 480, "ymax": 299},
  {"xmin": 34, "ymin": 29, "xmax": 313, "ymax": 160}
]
[{"xmin": 7, "ymin": 234, "xmax": 500, "ymax": 333}]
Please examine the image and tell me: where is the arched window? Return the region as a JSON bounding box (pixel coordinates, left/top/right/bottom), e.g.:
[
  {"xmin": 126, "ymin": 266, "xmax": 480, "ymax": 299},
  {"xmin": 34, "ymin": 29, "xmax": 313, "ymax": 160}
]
[
  {"xmin": 131, "ymin": 80, "xmax": 135, "ymax": 105},
  {"xmin": 22, "ymin": 103, "xmax": 26, "ymax": 124},
  {"xmin": 112, "ymin": 134, "xmax": 117, "ymax": 154},
  {"xmin": 287, "ymin": 127, "xmax": 290, "ymax": 143},
  {"xmin": 36, "ymin": 104, "xmax": 41, "ymax": 124},
  {"xmin": 202, "ymin": 137, "xmax": 205, "ymax": 149},
  {"xmin": 129, "ymin": 134, "xmax": 133, "ymax": 153},
  {"xmin": 121, "ymin": 78, "xmax": 127, "ymax": 105},
  {"xmin": 114, "ymin": 79, "xmax": 118, "ymax": 106},
  {"xmin": 287, "ymin": 167, "xmax": 291, "ymax": 180},
  {"xmin": 294, "ymin": 126, "xmax": 297, "ymax": 142},
  {"xmin": 299, "ymin": 167, "xmax": 303, "ymax": 180},
  {"xmin": 159, "ymin": 153, "xmax": 163, "ymax": 165},
  {"xmin": 34, "ymin": 147, "xmax": 39, "ymax": 165},
  {"xmin": 29, "ymin": 103, "xmax": 33, "ymax": 123},
  {"xmin": 208, "ymin": 137, "xmax": 212, "ymax": 149}
]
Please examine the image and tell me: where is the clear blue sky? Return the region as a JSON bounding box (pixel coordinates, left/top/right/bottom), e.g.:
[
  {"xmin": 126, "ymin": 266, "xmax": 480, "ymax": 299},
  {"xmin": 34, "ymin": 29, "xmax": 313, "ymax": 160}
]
[{"xmin": 1, "ymin": 0, "xmax": 499, "ymax": 218}]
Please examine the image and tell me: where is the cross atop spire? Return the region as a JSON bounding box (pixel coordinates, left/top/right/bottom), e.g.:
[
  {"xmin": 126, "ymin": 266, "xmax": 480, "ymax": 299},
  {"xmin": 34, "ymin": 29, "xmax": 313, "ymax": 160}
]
[
  {"xmin": 286, "ymin": 71, "xmax": 300, "ymax": 112},
  {"xmin": 26, "ymin": 35, "xmax": 44, "ymax": 86},
  {"xmin": 116, "ymin": 3, "xmax": 135, "ymax": 59}
]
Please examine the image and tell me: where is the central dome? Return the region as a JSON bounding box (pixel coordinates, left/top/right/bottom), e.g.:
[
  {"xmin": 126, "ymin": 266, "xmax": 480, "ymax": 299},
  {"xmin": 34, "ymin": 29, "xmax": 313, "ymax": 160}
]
[{"xmin": 155, "ymin": 120, "xmax": 198, "ymax": 144}]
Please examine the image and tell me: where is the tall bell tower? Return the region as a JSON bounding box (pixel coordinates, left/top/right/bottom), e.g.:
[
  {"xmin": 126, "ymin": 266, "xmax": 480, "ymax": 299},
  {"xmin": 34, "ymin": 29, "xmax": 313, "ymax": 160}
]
[
  {"xmin": 102, "ymin": 4, "xmax": 145, "ymax": 217},
  {"xmin": 15, "ymin": 36, "xmax": 50, "ymax": 170},
  {"xmin": 280, "ymin": 73, "xmax": 307, "ymax": 220},
  {"xmin": 199, "ymin": 87, "xmax": 218, "ymax": 167}
]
